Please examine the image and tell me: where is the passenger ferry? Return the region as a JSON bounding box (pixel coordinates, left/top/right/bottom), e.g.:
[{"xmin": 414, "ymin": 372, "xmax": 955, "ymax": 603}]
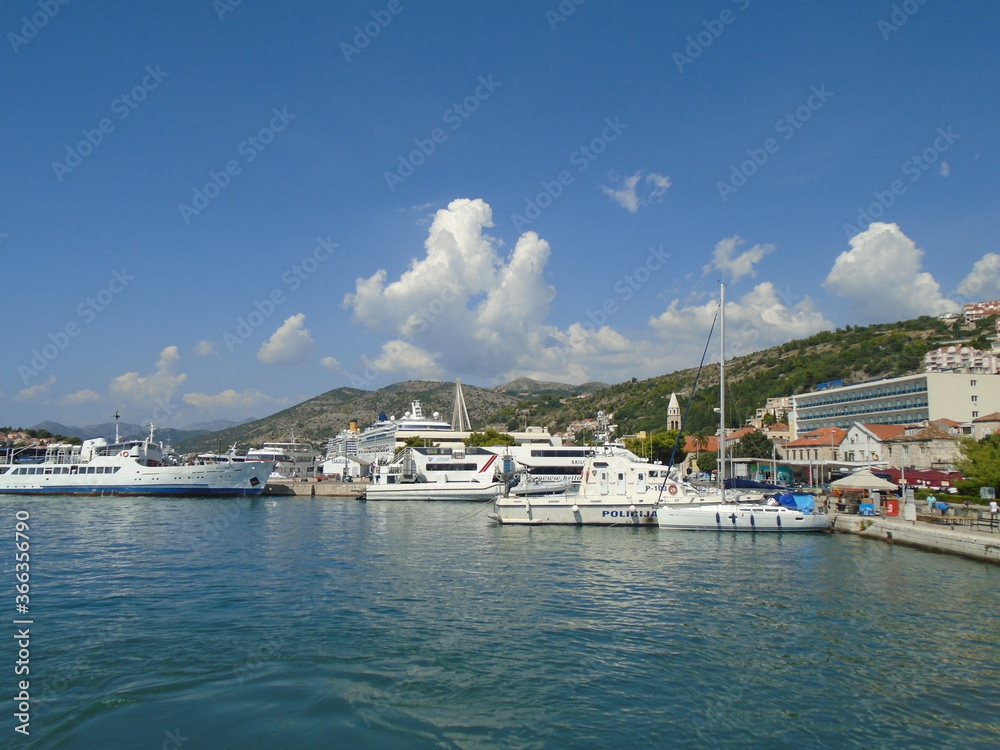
[
  {"xmin": 365, "ymin": 445, "xmax": 505, "ymax": 501},
  {"xmin": 0, "ymin": 419, "xmax": 273, "ymax": 497}
]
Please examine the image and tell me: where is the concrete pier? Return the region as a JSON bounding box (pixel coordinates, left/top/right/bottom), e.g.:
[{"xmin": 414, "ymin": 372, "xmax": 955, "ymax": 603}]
[
  {"xmin": 833, "ymin": 512, "xmax": 1000, "ymax": 565},
  {"xmin": 264, "ymin": 479, "xmax": 365, "ymax": 498}
]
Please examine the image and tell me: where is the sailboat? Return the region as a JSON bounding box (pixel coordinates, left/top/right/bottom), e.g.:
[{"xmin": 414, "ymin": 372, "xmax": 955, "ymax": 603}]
[{"xmin": 656, "ymin": 283, "xmax": 832, "ymax": 532}]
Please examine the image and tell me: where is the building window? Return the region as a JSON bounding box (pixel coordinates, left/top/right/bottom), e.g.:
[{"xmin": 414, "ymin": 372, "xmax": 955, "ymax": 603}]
[
  {"xmin": 972, "ymin": 395, "xmax": 979, "ymax": 402},
  {"xmin": 971, "ymin": 379, "xmax": 978, "ymax": 387},
  {"xmin": 972, "ymin": 411, "xmax": 979, "ymax": 418}
]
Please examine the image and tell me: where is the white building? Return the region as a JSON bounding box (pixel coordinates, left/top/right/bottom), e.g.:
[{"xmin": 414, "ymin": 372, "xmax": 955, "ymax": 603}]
[
  {"xmin": 792, "ymin": 372, "xmax": 1000, "ymax": 432},
  {"xmin": 923, "ymin": 345, "xmax": 1000, "ymax": 374}
]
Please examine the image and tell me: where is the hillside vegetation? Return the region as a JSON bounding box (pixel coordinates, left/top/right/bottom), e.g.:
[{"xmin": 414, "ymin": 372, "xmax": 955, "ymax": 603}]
[{"xmin": 178, "ymin": 314, "xmax": 988, "ymax": 453}]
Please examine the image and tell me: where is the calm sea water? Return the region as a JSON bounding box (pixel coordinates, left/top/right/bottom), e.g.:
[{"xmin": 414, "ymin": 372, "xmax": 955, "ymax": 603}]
[{"xmin": 3, "ymin": 494, "xmax": 999, "ymax": 749}]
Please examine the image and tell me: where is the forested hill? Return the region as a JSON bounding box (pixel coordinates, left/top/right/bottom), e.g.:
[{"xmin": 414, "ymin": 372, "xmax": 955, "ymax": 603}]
[
  {"xmin": 542, "ymin": 315, "xmax": 985, "ymax": 439},
  {"xmin": 178, "ymin": 314, "xmax": 990, "ymax": 453}
]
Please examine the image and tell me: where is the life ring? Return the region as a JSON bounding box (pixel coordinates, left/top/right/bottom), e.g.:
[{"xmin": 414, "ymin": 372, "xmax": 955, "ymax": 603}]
[
  {"xmin": 120, "ymin": 450, "xmax": 130, "ymax": 458},
  {"xmin": 668, "ymin": 484, "xmax": 678, "ymax": 495}
]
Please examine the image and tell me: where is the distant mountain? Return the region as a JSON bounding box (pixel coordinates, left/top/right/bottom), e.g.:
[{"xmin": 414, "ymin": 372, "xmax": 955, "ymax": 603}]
[
  {"xmin": 165, "ymin": 313, "xmax": 994, "ymax": 456},
  {"xmin": 32, "ymin": 420, "xmax": 144, "ymax": 441},
  {"xmin": 30, "ymin": 420, "xmax": 216, "ymax": 447},
  {"xmin": 175, "ymin": 381, "xmax": 521, "ymax": 454},
  {"xmin": 182, "ymin": 418, "xmax": 254, "ymax": 432}
]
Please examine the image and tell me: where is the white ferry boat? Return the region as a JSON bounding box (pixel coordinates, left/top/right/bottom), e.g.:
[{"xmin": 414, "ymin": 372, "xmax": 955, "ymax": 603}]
[
  {"xmin": 365, "ymin": 446, "xmax": 505, "ymax": 501},
  {"xmin": 0, "ymin": 420, "xmax": 273, "ymax": 497},
  {"xmin": 492, "ymin": 450, "xmax": 718, "ymax": 525}
]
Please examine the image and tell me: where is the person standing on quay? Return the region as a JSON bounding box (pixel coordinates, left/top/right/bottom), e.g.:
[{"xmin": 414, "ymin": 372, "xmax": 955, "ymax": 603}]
[
  {"xmin": 926, "ymin": 494, "xmax": 935, "ymax": 514},
  {"xmin": 991, "ymin": 498, "xmax": 998, "ymax": 519}
]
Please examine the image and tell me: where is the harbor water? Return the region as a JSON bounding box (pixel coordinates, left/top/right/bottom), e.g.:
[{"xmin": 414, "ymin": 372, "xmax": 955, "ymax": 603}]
[{"xmin": 4, "ymin": 495, "xmax": 999, "ymax": 749}]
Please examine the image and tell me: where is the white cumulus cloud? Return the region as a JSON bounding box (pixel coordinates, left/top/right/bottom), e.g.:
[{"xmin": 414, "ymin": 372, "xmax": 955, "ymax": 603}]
[
  {"xmin": 61, "ymin": 389, "xmax": 102, "ymax": 405},
  {"xmin": 16, "ymin": 375, "xmax": 56, "ymax": 402},
  {"xmin": 703, "ymin": 235, "xmax": 775, "ymax": 283},
  {"xmin": 823, "ymin": 222, "xmax": 961, "ymax": 321},
  {"xmin": 957, "ymin": 253, "xmax": 1000, "ymax": 300},
  {"xmin": 600, "ymin": 171, "xmax": 672, "ymax": 213},
  {"xmin": 367, "ymin": 340, "xmax": 444, "ymax": 380},
  {"xmin": 650, "ymin": 282, "xmax": 832, "ymax": 362},
  {"xmin": 257, "ymin": 314, "xmax": 315, "ymax": 366},
  {"xmin": 109, "ymin": 347, "xmax": 187, "ymax": 405}
]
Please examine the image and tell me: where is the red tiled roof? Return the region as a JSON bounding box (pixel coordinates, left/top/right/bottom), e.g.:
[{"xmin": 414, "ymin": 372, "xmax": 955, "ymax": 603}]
[
  {"xmin": 859, "ymin": 424, "xmax": 906, "ymax": 440},
  {"xmin": 786, "ymin": 427, "xmax": 846, "ymax": 448}
]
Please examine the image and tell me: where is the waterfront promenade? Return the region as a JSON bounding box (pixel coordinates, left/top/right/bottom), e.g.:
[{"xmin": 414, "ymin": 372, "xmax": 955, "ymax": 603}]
[{"xmin": 834, "ymin": 510, "xmax": 1000, "ymax": 565}]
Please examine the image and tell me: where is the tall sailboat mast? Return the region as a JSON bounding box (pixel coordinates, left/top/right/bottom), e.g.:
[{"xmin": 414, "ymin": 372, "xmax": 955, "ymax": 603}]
[{"xmin": 719, "ymin": 282, "xmax": 726, "ymax": 500}]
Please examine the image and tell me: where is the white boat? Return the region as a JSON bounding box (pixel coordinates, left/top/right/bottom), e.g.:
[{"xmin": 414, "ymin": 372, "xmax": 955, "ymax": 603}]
[
  {"xmin": 492, "ymin": 449, "xmax": 718, "ymax": 525},
  {"xmin": 655, "ymin": 496, "xmax": 831, "ymax": 531},
  {"xmin": 364, "ymin": 445, "xmax": 505, "ymax": 501},
  {"xmin": 656, "ymin": 283, "xmax": 831, "ymax": 533},
  {"xmin": 357, "ymin": 401, "xmax": 456, "ymax": 465},
  {"xmin": 0, "ymin": 418, "xmax": 274, "ymax": 497},
  {"xmin": 247, "ymin": 438, "xmax": 319, "ymax": 479}
]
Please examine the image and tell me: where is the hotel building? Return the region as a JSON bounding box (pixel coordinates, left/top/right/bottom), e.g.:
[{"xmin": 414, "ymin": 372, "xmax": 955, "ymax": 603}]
[{"xmin": 792, "ymin": 372, "xmax": 1000, "ymax": 433}]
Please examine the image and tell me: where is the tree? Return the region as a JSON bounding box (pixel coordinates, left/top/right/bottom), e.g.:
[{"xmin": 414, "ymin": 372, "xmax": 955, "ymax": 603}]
[
  {"xmin": 400, "ymin": 436, "xmax": 437, "ymax": 449},
  {"xmin": 731, "ymin": 431, "xmax": 779, "ymax": 460},
  {"xmin": 956, "ymin": 434, "xmax": 1000, "ymax": 491},
  {"xmin": 465, "ymin": 428, "xmax": 517, "ymax": 447},
  {"xmin": 697, "ymin": 450, "xmax": 717, "ymax": 474},
  {"xmin": 624, "ymin": 431, "xmax": 686, "ymax": 465}
]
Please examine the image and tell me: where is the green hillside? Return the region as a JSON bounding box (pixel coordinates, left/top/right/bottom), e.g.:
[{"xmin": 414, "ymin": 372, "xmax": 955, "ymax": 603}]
[{"xmin": 177, "ymin": 314, "xmax": 990, "ymax": 454}]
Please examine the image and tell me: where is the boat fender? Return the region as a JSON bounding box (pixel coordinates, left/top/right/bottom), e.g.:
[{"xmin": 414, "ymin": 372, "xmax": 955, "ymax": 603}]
[
  {"xmin": 572, "ymin": 504, "xmax": 579, "ymax": 513},
  {"xmin": 715, "ymin": 512, "xmax": 721, "ymax": 524},
  {"xmin": 629, "ymin": 504, "xmax": 636, "ymax": 513},
  {"xmin": 668, "ymin": 484, "xmax": 678, "ymax": 496},
  {"xmin": 750, "ymin": 514, "xmax": 755, "ymax": 528},
  {"xmin": 776, "ymin": 515, "xmax": 781, "ymax": 528},
  {"xmin": 730, "ymin": 513, "xmax": 737, "ymax": 524}
]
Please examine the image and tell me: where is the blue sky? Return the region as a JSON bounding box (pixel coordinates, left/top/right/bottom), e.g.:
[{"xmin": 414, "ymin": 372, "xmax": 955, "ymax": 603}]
[{"xmin": 4, "ymin": 0, "xmax": 1000, "ymax": 430}]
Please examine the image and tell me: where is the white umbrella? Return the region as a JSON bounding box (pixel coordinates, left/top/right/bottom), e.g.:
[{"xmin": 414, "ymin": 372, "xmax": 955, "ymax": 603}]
[{"xmin": 830, "ymin": 469, "xmax": 898, "ymax": 491}]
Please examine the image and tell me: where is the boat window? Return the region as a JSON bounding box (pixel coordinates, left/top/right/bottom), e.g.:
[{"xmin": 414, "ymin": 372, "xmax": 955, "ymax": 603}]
[
  {"xmin": 425, "ymin": 463, "xmax": 479, "ymax": 472},
  {"xmin": 593, "ymin": 462, "xmax": 609, "ymax": 468}
]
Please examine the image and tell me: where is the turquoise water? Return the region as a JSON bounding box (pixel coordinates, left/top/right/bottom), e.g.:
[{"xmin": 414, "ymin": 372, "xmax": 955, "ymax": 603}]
[{"xmin": 4, "ymin": 495, "xmax": 999, "ymax": 749}]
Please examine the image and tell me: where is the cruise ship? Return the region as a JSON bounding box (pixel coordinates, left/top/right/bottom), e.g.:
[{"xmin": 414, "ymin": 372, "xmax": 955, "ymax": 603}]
[
  {"xmin": 356, "ymin": 401, "xmax": 455, "ymax": 464},
  {"xmin": 0, "ymin": 421, "xmax": 273, "ymax": 497}
]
